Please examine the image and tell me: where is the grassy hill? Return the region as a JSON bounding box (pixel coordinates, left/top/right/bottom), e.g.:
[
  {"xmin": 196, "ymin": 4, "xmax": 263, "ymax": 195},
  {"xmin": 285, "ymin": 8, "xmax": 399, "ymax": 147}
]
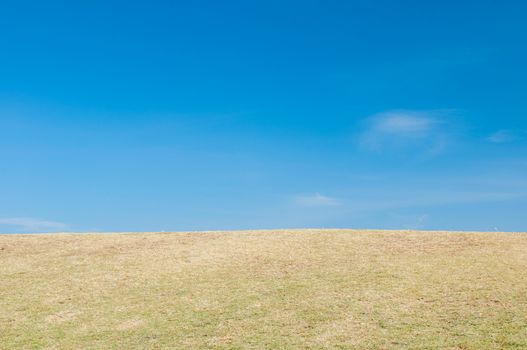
[{"xmin": 1, "ymin": 229, "xmax": 526, "ymax": 349}]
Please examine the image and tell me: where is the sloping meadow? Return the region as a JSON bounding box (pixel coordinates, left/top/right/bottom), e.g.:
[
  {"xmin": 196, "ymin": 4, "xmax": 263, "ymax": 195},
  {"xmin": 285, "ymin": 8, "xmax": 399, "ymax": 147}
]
[{"xmin": 1, "ymin": 229, "xmax": 526, "ymax": 349}]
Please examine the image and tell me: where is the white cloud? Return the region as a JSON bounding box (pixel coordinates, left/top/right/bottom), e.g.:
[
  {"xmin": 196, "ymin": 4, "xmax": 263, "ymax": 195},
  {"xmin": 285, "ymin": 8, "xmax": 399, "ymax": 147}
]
[
  {"xmin": 358, "ymin": 110, "xmax": 452, "ymax": 153},
  {"xmin": 389, "ymin": 212, "xmax": 430, "ymax": 230},
  {"xmin": 373, "ymin": 111, "xmax": 437, "ymax": 136},
  {"xmin": 293, "ymin": 193, "xmax": 339, "ymax": 207},
  {"xmin": 0, "ymin": 217, "xmax": 68, "ymax": 232},
  {"xmin": 488, "ymin": 130, "xmax": 518, "ymax": 143}
]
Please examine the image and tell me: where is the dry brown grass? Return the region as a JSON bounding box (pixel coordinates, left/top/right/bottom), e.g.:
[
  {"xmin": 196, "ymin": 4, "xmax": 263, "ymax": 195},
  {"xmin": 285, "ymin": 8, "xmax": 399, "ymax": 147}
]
[{"xmin": 1, "ymin": 229, "xmax": 526, "ymax": 349}]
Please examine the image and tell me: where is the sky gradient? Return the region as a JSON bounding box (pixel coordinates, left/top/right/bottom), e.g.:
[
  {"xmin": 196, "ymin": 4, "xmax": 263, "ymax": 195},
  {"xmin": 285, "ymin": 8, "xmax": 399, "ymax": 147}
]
[{"xmin": 1, "ymin": 0, "xmax": 526, "ymax": 233}]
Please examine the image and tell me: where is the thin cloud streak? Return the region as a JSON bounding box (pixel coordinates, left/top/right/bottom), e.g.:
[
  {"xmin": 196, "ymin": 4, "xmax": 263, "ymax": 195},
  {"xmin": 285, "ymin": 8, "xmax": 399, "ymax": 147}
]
[
  {"xmin": 357, "ymin": 109, "xmax": 455, "ymax": 154},
  {"xmin": 293, "ymin": 193, "xmax": 340, "ymax": 207},
  {"xmin": 373, "ymin": 112, "xmax": 437, "ymax": 136},
  {"xmin": 337, "ymin": 190, "xmax": 527, "ymax": 220},
  {"xmin": 488, "ymin": 130, "xmax": 520, "ymax": 143},
  {"xmin": 0, "ymin": 217, "xmax": 68, "ymax": 232}
]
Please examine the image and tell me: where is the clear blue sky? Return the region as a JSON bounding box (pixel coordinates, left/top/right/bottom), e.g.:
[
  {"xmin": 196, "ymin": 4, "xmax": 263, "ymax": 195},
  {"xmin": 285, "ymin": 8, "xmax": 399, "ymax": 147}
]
[{"xmin": 1, "ymin": 0, "xmax": 526, "ymax": 233}]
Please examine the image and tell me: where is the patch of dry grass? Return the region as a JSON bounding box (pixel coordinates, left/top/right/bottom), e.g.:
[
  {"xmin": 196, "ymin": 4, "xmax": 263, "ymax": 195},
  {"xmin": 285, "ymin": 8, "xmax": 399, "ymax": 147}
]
[{"xmin": 1, "ymin": 229, "xmax": 526, "ymax": 349}]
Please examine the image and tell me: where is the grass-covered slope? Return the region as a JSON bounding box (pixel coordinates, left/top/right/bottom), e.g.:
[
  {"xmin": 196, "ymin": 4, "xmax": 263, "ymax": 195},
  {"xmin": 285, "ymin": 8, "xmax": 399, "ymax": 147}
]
[{"xmin": 1, "ymin": 229, "xmax": 526, "ymax": 349}]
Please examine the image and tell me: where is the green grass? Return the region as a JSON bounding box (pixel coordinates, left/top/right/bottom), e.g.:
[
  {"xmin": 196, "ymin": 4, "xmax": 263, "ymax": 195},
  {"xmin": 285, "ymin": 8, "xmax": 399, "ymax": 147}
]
[{"xmin": 1, "ymin": 229, "xmax": 526, "ymax": 349}]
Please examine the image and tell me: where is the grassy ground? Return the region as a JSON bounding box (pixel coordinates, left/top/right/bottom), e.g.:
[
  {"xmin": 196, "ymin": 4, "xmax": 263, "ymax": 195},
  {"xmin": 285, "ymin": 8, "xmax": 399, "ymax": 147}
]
[{"xmin": 1, "ymin": 229, "xmax": 526, "ymax": 349}]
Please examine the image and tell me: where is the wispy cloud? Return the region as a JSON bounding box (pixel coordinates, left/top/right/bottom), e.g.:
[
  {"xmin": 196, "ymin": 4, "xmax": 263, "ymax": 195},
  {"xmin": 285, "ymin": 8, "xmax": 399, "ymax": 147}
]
[
  {"xmin": 371, "ymin": 112, "xmax": 437, "ymax": 136},
  {"xmin": 358, "ymin": 110, "xmax": 454, "ymax": 154},
  {"xmin": 389, "ymin": 212, "xmax": 430, "ymax": 230},
  {"xmin": 293, "ymin": 193, "xmax": 340, "ymax": 207},
  {"xmin": 0, "ymin": 217, "xmax": 68, "ymax": 232},
  {"xmin": 488, "ymin": 129, "xmax": 521, "ymax": 143}
]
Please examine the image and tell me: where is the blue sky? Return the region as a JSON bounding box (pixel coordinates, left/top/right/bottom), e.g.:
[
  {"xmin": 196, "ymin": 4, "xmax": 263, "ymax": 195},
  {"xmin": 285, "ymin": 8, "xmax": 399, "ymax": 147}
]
[{"xmin": 1, "ymin": 0, "xmax": 526, "ymax": 233}]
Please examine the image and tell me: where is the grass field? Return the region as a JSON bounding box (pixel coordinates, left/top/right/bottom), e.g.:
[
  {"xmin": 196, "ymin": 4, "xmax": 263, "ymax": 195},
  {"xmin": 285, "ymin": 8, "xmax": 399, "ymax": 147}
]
[{"xmin": 1, "ymin": 229, "xmax": 526, "ymax": 349}]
